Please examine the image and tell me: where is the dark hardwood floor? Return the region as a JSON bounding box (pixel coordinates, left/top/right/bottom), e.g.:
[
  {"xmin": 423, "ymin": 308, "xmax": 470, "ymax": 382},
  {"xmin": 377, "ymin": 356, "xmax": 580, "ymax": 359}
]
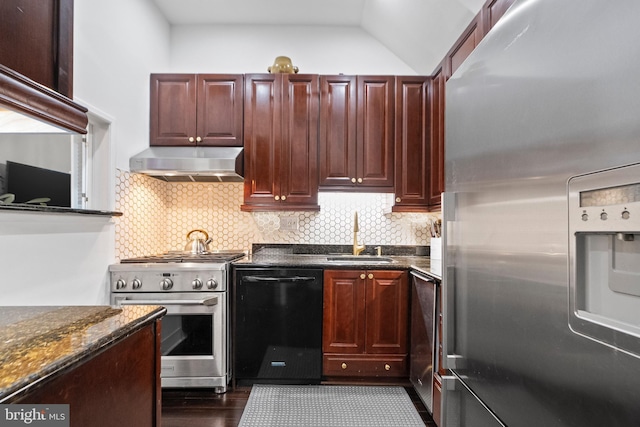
[{"xmin": 162, "ymin": 386, "xmax": 436, "ymax": 426}]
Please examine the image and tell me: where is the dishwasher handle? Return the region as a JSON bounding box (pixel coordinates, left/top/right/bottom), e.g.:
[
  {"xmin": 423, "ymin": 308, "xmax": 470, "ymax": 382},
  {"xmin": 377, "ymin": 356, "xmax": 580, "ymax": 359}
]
[{"xmin": 242, "ymin": 275, "xmax": 317, "ymax": 283}]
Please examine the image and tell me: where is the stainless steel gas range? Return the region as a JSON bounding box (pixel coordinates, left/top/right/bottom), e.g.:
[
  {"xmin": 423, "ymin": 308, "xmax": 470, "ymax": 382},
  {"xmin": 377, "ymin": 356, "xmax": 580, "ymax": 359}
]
[{"xmin": 109, "ymin": 251, "xmax": 245, "ymax": 392}]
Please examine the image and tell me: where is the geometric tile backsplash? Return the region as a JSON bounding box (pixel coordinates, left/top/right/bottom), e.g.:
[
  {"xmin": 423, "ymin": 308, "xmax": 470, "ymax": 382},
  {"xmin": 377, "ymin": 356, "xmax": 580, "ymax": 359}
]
[{"xmin": 115, "ymin": 169, "xmax": 440, "ymax": 260}]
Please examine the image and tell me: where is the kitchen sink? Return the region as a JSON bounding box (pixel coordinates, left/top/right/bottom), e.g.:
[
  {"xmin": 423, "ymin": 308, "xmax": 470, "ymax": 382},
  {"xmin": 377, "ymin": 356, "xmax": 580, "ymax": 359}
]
[{"xmin": 325, "ymin": 255, "xmax": 395, "ymax": 264}]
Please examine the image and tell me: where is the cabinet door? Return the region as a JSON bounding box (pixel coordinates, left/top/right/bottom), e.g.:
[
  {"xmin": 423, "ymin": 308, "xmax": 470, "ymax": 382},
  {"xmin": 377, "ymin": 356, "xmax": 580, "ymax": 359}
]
[
  {"xmin": 357, "ymin": 76, "xmax": 395, "ymax": 189},
  {"xmin": 393, "ymin": 76, "xmax": 431, "ymax": 212},
  {"xmin": 483, "ymin": 0, "xmax": 516, "ymax": 32},
  {"xmin": 242, "ymin": 74, "xmax": 281, "ymax": 208},
  {"xmin": 0, "ymin": 0, "xmax": 73, "ymax": 97},
  {"xmin": 323, "ymin": 270, "xmax": 366, "ymax": 354},
  {"xmin": 197, "ymin": 74, "xmax": 244, "ymax": 146},
  {"xmin": 428, "ymin": 63, "xmax": 446, "ymax": 208},
  {"xmin": 446, "ymin": 15, "xmax": 484, "ymax": 79},
  {"xmin": 365, "ymin": 270, "xmax": 408, "ymax": 354},
  {"xmin": 150, "ymin": 74, "xmax": 197, "ymax": 146},
  {"xmin": 280, "ymin": 74, "xmax": 319, "ymax": 208},
  {"xmin": 319, "ymin": 75, "xmax": 357, "ymax": 188}
]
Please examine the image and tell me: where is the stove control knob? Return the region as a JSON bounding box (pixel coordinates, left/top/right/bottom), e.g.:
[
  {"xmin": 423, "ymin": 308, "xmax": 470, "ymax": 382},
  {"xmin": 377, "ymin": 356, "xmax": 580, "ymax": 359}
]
[
  {"xmin": 192, "ymin": 278, "xmax": 203, "ymax": 290},
  {"xmin": 131, "ymin": 279, "xmax": 142, "ymax": 290},
  {"xmin": 115, "ymin": 279, "xmax": 126, "ymax": 290},
  {"xmin": 161, "ymin": 278, "xmax": 174, "ymax": 291},
  {"xmin": 206, "ymin": 279, "xmax": 218, "ymax": 290}
]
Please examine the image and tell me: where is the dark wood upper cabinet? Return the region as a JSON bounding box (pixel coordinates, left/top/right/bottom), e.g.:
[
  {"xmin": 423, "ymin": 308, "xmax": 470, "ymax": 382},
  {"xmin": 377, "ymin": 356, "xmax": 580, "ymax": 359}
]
[
  {"xmin": 483, "ymin": 0, "xmax": 516, "ymax": 32},
  {"xmin": 357, "ymin": 76, "xmax": 395, "ymax": 190},
  {"xmin": 150, "ymin": 74, "xmax": 243, "ymax": 146},
  {"xmin": 428, "ymin": 63, "xmax": 445, "ymax": 209},
  {"xmin": 319, "ymin": 75, "xmax": 394, "ymax": 191},
  {"xmin": 0, "ymin": 0, "xmax": 74, "ymax": 98},
  {"xmin": 424, "ymin": 0, "xmax": 515, "ymax": 210},
  {"xmin": 241, "ymin": 73, "xmax": 319, "ymax": 212},
  {"xmin": 197, "ymin": 75, "xmax": 244, "ymax": 146},
  {"xmin": 445, "ymin": 14, "xmax": 484, "ymax": 79},
  {"xmin": 0, "ymin": 0, "xmax": 87, "ymax": 133},
  {"xmin": 319, "ymin": 75, "xmax": 357, "ymax": 188},
  {"xmin": 393, "ymin": 76, "xmax": 431, "ymax": 212}
]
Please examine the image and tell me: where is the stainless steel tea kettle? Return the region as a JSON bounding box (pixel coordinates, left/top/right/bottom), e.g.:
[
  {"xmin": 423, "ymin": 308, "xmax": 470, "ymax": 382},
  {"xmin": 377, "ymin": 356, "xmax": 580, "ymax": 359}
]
[{"xmin": 184, "ymin": 229, "xmax": 212, "ymax": 254}]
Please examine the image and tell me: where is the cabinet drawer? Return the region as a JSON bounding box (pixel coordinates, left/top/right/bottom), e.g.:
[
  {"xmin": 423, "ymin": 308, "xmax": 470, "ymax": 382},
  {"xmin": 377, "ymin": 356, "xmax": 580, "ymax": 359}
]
[{"xmin": 323, "ymin": 354, "xmax": 407, "ymax": 377}]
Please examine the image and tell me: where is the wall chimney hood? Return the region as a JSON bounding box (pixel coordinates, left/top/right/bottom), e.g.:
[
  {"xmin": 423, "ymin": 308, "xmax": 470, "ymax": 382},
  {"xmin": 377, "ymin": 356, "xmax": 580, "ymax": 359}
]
[{"xmin": 129, "ymin": 146, "xmax": 244, "ymax": 183}]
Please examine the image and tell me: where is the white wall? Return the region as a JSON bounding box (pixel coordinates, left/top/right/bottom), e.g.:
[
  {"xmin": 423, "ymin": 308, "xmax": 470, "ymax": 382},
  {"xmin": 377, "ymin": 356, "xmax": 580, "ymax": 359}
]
[
  {"xmin": 169, "ymin": 25, "xmax": 417, "ymax": 75},
  {"xmin": 74, "ymin": 0, "xmax": 171, "ymax": 171},
  {"xmin": 362, "ymin": 0, "xmax": 486, "ymax": 74},
  {"xmin": 0, "ymin": 0, "xmax": 171, "ymax": 305}
]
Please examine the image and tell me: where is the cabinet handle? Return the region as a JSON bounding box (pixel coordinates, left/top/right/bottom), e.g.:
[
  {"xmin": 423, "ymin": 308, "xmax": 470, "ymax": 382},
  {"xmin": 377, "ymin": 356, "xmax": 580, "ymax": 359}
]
[
  {"xmin": 188, "ymin": 137, "xmax": 195, "ymax": 143},
  {"xmin": 395, "ymin": 197, "xmax": 401, "ymax": 203},
  {"xmin": 196, "ymin": 136, "xmax": 202, "ymax": 142},
  {"xmin": 281, "ymin": 195, "xmax": 287, "ymax": 201},
  {"xmin": 351, "ymin": 178, "xmax": 356, "ymax": 183},
  {"xmin": 357, "ymin": 178, "xmax": 363, "ymax": 183},
  {"xmin": 275, "ymin": 195, "xmax": 280, "ymax": 201},
  {"xmin": 360, "ymin": 273, "xmax": 366, "ymax": 280},
  {"xmin": 368, "ymin": 273, "xmax": 374, "ymax": 280},
  {"xmin": 341, "ymin": 363, "xmax": 347, "ymax": 370},
  {"xmin": 385, "ymin": 364, "xmax": 391, "ymax": 371}
]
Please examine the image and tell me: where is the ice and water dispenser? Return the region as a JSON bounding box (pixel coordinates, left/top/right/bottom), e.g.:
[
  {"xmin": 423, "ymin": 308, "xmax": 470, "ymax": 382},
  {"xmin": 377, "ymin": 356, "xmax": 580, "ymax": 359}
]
[{"xmin": 569, "ymin": 163, "xmax": 640, "ymax": 358}]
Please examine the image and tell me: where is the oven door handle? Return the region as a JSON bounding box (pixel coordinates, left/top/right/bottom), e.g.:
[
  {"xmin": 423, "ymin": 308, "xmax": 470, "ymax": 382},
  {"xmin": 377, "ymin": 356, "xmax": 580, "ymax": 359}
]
[{"xmin": 116, "ymin": 296, "xmax": 218, "ymax": 306}]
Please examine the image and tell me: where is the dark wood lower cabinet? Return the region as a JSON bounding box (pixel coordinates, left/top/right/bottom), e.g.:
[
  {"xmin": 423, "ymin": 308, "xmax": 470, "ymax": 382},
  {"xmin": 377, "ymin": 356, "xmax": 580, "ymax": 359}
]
[
  {"xmin": 433, "ymin": 374, "xmax": 442, "ymax": 426},
  {"xmin": 323, "ymin": 354, "xmax": 408, "ymax": 377},
  {"xmin": 323, "ymin": 269, "xmax": 409, "ymax": 379},
  {"xmin": 14, "ymin": 321, "xmax": 162, "ymax": 427}
]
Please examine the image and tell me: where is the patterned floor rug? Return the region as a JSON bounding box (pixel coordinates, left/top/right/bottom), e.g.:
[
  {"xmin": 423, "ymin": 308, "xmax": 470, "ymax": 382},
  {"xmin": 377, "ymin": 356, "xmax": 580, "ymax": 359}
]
[{"xmin": 238, "ymin": 384, "xmax": 426, "ymax": 427}]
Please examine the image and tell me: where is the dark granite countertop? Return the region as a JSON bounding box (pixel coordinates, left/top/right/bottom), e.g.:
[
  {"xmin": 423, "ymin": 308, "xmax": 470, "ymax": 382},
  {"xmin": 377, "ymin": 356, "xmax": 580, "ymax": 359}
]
[
  {"xmin": 0, "ymin": 204, "xmax": 122, "ymax": 217},
  {"xmin": 233, "ymin": 244, "xmax": 437, "ymax": 273},
  {"xmin": 0, "ymin": 305, "xmax": 165, "ymax": 403},
  {"xmin": 410, "ymin": 262, "xmax": 442, "ymax": 281}
]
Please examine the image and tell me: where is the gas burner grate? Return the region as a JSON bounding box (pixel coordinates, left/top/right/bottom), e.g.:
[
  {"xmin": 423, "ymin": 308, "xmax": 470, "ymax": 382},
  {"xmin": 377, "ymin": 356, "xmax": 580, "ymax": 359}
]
[{"xmin": 120, "ymin": 252, "xmax": 245, "ymax": 264}]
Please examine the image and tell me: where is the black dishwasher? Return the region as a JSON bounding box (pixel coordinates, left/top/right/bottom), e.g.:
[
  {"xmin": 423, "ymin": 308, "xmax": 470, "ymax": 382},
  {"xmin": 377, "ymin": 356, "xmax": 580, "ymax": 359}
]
[{"xmin": 233, "ymin": 268, "xmax": 323, "ymax": 386}]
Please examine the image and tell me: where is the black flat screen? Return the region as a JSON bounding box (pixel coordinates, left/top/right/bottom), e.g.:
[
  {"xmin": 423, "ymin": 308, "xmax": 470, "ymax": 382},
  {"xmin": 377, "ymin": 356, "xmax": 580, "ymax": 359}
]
[{"xmin": 6, "ymin": 160, "xmax": 71, "ymax": 207}]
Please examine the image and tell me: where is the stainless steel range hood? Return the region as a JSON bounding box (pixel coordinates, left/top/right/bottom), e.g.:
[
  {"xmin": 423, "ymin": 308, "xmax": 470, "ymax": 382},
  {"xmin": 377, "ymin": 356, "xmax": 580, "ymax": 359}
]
[{"xmin": 129, "ymin": 146, "xmax": 244, "ymax": 183}]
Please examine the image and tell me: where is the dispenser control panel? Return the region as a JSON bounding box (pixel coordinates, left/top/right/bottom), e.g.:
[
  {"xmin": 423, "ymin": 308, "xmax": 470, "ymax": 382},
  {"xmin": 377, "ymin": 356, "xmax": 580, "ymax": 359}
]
[
  {"xmin": 571, "ymin": 169, "xmax": 640, "ymax": 233},
  {"xmin": 568, "ymin": 162, "xmax": 640, "ymax": 359}
]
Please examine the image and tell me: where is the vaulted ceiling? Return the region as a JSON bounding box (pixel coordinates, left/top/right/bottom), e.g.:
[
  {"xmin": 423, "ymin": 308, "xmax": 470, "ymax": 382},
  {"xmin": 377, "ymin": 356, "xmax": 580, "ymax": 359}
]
[{"xmin": 151, "ymin": 0, "xmax": 486, "ymax": 74}]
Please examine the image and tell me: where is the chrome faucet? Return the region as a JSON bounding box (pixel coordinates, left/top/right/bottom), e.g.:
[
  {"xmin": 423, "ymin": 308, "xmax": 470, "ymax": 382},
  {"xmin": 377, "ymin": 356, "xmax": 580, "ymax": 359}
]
[{"xmin": 352, "ymin": 211, "xmax": 366, "ymax": 255}]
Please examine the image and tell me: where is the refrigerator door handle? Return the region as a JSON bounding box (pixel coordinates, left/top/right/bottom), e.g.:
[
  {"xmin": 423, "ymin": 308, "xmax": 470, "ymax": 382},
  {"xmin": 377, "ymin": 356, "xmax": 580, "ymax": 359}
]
[{"xmin": 442, "ymin": 192, "xmax": 465, "ymax": 369}]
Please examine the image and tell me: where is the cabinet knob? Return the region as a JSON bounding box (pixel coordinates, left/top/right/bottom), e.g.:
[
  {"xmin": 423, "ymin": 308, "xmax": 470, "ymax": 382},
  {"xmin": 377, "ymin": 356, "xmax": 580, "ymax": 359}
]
[
  {"xmin": 188, "ymin": 137, "xmax": 195, "ymax": 143},
  {"xmin": 351, "ymin": 178, "xmax": 356, "ymax": 183},
  {"xmin": 357, "ymin": 178, "xmax": 363, "ymax": 183},
  {"xmin": 368, "ymin": 273, "xmax": 374, "ymax": 280},
  {"xmin": 281, "ymin": 195, "xmax": 287, "ymax": 201},
  {"xmin": 360, "ymin": 273, "xmax": 366, "ymax": 280},
  {"xmin": 275, "ymin": 195, "xmax": 280, "ymax": 201},
  {"xmin": 385, "ymin": 364, "xmax": 391, "ymax": 371},
  {"xmin": 395, "ymin": 197, "xmax": 401, "ymax": 203},
  {"xmin": 341, "ymin": 363, "xmax": 347, "ymax": 370},
  {"xmin": 196, "ymin": 136, "xmax": 202, "ymax": 142}
]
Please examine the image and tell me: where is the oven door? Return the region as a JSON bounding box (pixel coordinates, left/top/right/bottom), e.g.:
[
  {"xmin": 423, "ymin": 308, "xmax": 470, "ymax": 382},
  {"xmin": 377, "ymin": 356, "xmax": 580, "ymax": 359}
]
[{"xmin": 113, "ymin": 292, "xmax": 227, "ymax": 389}]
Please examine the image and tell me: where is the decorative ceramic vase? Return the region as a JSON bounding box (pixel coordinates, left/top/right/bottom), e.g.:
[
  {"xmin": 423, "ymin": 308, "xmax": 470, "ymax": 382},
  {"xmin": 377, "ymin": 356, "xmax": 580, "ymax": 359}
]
[{"xmin": 268, "ymin": 56, "xmax": 299, "ymax": 74}]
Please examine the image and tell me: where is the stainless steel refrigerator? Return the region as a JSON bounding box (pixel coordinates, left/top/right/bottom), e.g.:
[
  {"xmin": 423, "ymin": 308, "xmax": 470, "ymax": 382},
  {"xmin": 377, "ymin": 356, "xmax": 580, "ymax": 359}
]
[{"xmin": 441, "ymin": 0, "xmax": 640, "ymax": 425}]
